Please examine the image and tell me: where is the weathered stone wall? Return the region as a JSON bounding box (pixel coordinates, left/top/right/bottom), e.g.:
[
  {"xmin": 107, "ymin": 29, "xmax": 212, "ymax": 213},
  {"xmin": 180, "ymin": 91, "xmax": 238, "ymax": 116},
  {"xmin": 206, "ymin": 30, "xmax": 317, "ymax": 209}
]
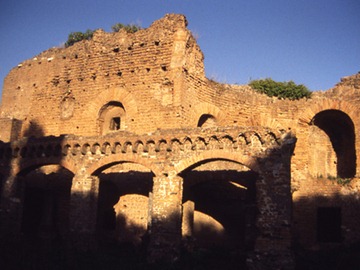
[
  {"xmin": 1, "ymin": 13, "xmax": 360, "ymax": 268},
  {"xmin": 0, "ymin": 118, "xmax": 22, "ymax": 142},
  {"xmin": 0, "ymin": 14, "xmax": 194, "ymax": 136},
  {"xmin": 0, "ymin": 126, "xmax": 295, "ymax": 268}
]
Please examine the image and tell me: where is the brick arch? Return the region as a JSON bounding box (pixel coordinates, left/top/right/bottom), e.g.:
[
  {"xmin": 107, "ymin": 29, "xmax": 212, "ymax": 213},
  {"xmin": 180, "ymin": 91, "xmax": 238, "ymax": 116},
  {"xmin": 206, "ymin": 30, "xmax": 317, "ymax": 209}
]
[
  {"xmin": 85, "ymin": 87, "xmax": 139, "ymax": 131},
  {"xmin": 87, "ymin": 154, "xmax": 161, "ymax": 176},
  {"xmin": 189, "ymin": 102, "xmax": 226, "ymax": 127},
  {"xmin": 173, "ymin": 150, "xmax": 259, "ymax": 175},
  {"xmin": 298, "ymin": 99, "xmax": 358, "ymax": 126},
  {"xmin": 17, "ymin": 162, "xmax": 74, "ymax": 240},
  {"xmin": 298, "ymin": 98, "xmax": 359, "ymax": 178},
  {"xmin": 310, "ymin": 109, "xmax": 356, "ymax": 178},
  {"xmin": 15, "ymin": 158, "xmax": 77, "ymax": 177}
]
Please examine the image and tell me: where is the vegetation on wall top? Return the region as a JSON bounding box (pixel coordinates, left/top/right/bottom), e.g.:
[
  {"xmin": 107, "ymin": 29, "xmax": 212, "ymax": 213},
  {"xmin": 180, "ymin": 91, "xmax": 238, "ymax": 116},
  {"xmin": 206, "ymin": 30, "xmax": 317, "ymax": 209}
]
[
  {"xmin": 249, "ymin": 78, "xmax": 311, "ymax": 100},
  {"xmin": 111, "ymin": 23, "xmax": 142, "ymax": 33},
  {"xmin": 65, "ymin": 29, "xmax": 94, "ymax": 48},
  {"xmin": 65, "ymin": 23, "xmax": 142, "ymax": 48}
]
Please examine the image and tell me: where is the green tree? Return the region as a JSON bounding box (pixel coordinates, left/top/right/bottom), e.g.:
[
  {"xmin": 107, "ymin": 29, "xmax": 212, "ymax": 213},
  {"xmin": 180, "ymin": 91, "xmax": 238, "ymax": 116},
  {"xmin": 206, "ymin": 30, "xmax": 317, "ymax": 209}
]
[
  {"xmin": 249, "ymin": 78, "xmax": 311, "ymax": 100},
  {"xmin": 111, "ymin": 23, "xmax": 141, "ymax": 33},
  {"xmin": 65, "ymin": 29, "xmax": 94, "ymax": 47}
]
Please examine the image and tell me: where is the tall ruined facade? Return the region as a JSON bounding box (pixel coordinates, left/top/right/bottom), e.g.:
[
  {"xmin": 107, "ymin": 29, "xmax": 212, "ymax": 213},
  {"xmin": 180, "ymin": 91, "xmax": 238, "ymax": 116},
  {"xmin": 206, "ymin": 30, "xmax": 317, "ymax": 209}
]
[{"xmin": 0, "ymin": 14, "xmax": 359, "ymax": 269}]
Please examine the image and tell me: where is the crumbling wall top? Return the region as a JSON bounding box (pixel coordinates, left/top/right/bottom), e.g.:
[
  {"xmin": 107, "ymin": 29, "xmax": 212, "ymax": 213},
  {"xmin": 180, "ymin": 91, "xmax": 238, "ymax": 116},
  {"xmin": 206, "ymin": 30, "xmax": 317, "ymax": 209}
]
[
  {"xmin": 325, "ymin": 72, "xmax": 360, "ymax": 99},
  {"xmin": 149, "ymin": 13, "xmax": 188, "ymax": 30}
]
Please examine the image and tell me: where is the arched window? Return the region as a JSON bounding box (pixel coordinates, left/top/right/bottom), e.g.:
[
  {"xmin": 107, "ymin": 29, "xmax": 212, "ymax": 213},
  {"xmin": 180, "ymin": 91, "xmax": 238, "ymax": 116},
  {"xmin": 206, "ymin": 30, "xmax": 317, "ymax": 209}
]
[
  {"xmin": 98, "ymin": 102, "xmax": 126, "ymax": 135},
  {"xmin": 309, "ymin": 110, "xmax": 356, "ymax": 178},
  {"xmin": 197, "ymin": 114, "xmax": 216, "ymax": 128}
]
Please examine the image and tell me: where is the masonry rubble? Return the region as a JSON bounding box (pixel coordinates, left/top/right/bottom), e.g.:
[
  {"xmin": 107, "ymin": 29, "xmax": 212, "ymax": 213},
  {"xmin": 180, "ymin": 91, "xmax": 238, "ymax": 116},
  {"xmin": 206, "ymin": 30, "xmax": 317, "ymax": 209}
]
[{"xmin": 0, "ymin": 14, "xmax": 359, "ymax": 269}]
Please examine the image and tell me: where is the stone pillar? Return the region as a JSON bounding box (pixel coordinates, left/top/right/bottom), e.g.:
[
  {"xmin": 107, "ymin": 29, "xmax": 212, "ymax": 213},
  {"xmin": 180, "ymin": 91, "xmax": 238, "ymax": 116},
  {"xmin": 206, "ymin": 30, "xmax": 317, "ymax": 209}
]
[
  {"xmin": 247, "ymin": 140, "xmax": 295, "ymax": 270},
  {"xmin": 148, "ymin": 175, "xmax": 183, "ymax": 263},
  {"xmin": 69, "ymin": 174, "xmax": 99, "ymax": 250},
  {"xmin": 181, "ymin": 200, "xmax": 194, "ymax": 238}
]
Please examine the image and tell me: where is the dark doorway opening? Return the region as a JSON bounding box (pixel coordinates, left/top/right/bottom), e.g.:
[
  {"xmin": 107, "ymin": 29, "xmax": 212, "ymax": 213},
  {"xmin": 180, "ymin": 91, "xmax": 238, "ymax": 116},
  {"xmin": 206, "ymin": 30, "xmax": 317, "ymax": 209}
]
[
  {"xmin": 96, "ymin": 163, "xmax": 153, "ymax": 248},
  {"xmin": 110, "ymin": 117, "xmax": 121, "ymax": 130},
  {"xmin": 311, "ymin": 110, "xmax": 356, "ymax": 178},
  {"xmin": 20, "ymin": 166, "xmax": 73, "ymax": 241},
  {"xmin": 181, "ymin": 160, "xmax": 258, "ymax": 252}
]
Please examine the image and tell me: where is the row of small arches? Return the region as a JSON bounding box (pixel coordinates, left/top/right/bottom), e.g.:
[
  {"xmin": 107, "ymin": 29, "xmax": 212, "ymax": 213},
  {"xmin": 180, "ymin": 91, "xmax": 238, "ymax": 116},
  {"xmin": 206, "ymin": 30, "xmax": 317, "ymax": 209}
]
[{"xmin": 0, "ymin": 131, "xmax": 278, "ymax": 159}]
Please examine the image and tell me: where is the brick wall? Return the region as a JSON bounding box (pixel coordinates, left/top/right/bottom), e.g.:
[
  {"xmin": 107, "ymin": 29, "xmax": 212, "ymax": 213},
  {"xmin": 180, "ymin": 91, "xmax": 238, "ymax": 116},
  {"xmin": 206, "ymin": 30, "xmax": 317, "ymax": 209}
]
[{"xmin": 1, "ymin": 13, "xmax": 360, "ymax": 267}]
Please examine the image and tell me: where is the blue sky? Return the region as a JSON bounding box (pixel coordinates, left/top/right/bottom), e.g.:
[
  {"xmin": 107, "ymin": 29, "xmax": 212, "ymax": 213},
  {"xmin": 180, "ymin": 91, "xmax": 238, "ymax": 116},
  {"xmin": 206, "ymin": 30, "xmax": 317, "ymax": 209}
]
[{"xmin": 0, "ymin": 0, "xmax": 359, "ymax": 93}]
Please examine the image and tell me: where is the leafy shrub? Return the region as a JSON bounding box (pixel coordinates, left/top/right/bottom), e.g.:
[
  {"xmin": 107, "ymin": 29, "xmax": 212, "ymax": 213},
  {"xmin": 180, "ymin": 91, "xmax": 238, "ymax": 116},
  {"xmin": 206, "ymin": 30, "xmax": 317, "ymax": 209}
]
[
  {"xmin": 65, "ymin": 29, "xmax": 94, "ymax": 47},
  {"xmin": 249, "ymin": 78, "xmax": 311, "ymax": 100},
  {"xmin": 64, "ymin": 23, "xmax": 141, "ymax": 48},
  {"xmin": 111, "ymin": 23, "xmax": 142, "ymax": 33}
]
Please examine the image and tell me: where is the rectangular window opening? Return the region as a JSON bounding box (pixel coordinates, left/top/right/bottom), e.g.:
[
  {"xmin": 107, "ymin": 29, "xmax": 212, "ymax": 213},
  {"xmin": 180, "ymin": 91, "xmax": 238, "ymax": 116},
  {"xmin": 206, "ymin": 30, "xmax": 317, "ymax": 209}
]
[{"xmin": 110, "ymin": 117, "xmax": 121, "ymax": 130}]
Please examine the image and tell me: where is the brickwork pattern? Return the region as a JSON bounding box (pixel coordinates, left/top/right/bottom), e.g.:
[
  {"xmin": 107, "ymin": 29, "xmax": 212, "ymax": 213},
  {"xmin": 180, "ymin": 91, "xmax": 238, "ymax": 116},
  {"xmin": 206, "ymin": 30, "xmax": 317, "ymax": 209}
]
[{"xmin": 0, "ymin": 13, "xmax": 360, "ymax": 269}]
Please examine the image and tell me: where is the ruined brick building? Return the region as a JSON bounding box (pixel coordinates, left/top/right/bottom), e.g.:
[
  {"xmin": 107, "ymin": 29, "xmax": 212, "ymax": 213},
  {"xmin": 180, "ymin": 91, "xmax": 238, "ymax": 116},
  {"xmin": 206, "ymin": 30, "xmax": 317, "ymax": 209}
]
[{"xmin": 0, "ymin": 14, "xmax": 359, "ymax": 268}]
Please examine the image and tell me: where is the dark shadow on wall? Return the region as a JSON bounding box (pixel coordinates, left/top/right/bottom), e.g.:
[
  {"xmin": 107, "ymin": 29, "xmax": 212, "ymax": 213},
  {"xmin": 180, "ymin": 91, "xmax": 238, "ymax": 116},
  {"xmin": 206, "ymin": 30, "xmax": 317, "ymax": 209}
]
[
  {"xmin": 18, "ymin": 122, "xmax": 75, "ymax": 244},
  {"xmin": 96, "ymin": 171, "xmax": 153, "ymax": 248},
  {"xmin": 20, "ymin": 166, "xmax": 73, "ymax": 242},
  {"xmin": 181, "ymin": 169, "xmax": 258, "ymax": 253},
  {"xmin": 293, "ymin": 191, "xmax": 360, "ymax": 270},
  {"xmin": 0, "ymin": 122, "xmax": 74, "ymax": 269},
  {"xmin": 23, "ymin": 121, "xmax": 46, "ymax": 138},
  {"xmin": 2, "ymin": 127, "xmax": 358, "ymax": 269},
  {"xmin": 0, "ymin": 121, "xmax": 47, "ymax": 232}
]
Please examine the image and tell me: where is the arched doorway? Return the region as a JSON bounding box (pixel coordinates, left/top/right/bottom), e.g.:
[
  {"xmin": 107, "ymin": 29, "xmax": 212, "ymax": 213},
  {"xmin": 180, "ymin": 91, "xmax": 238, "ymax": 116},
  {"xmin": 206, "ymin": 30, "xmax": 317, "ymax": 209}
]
[
  {"xmin": 20, "ymin": 165, "xmax": 73, "ymax": 241},
  {"xmin": 180, "ymin": 159, "xmax": 258, "ymax": 253},
  {"xmin": 309, "ymin": 110, "xmax": 356, "ymax": 178},
  {"xmin": 95, "ymin": 162, "xmax": 154, "ymax": 247}
]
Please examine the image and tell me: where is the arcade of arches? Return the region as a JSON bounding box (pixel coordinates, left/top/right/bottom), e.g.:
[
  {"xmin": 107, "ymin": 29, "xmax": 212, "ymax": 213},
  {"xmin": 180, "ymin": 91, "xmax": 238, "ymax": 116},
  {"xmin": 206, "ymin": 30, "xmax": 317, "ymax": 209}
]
[
  {"xmin": 0, "ymin": 127, "xmax": 296, "ymax": 268},
  {"xmin": 0, "ymin": 14, "xmax": 360, "ymax": 269},
  {"xmin": 0, "ymin": 107, "xmax": 359, "ymax": 268}
]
